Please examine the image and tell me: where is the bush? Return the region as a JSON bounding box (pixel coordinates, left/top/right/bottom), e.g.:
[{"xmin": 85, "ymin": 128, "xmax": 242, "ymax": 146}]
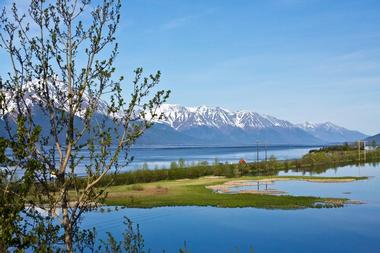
[{"xmin": 129, "ymin": 184, "xmax": 144, "ymax": 191}]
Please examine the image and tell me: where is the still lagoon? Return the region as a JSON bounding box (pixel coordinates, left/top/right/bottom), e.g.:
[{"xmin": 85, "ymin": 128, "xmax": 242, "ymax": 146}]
[{"xmin": 83, "ymin": 163, "xmax": 380, "ymax": 253}]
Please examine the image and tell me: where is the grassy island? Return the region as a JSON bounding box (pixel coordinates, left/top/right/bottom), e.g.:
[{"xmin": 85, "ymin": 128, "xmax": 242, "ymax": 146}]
[
  {"xmin": 68, "ymin": 147, "xmax": 380, "ymax": 209},
  {"xmin": 104, "ymin": 175, "xmax": 367, "ymax": 209}
]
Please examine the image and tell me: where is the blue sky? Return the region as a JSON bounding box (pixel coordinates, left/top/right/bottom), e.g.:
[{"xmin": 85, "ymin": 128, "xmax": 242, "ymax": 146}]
[
  {"xmin": 116, "ymin": 0, "xmax": 380, "ymax": 135},
  {"xmin": 1, "ymin": 0, "xmax": 380, "ymax": 134}
]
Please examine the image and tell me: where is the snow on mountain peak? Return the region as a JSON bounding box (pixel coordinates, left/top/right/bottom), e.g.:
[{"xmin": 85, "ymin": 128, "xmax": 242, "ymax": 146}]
[
  {"xmin": 300, "ymin": 121, "xmax": 316, "ymax": 129},
  {"xmin": 1, "ymin": 79, "xmax": 109, "ymax": 118},
  {"xmin": 156, "ymin": 104, "xmax": 295, "ymax": 130},
  {"xmin": 319, "ymin": 121, "xmax": 340, "ymax": 129},
  {"xmin": 299, "ymin": 121, "xmax": 346, "ymax": 132}
]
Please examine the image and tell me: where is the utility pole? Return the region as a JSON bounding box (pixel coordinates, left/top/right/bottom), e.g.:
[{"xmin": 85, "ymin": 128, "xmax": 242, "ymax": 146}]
[
  {"xmin": 363, "ymin": 141, "xmax": 366, "ymax": 162},
  {"xmin": 265, "ymin": 143, "xmax": 268, "ymax": 162},
  {"xmin": 358, "ymin": 140, "xmax": 361, "ymax": 162},
  {"xmin": 256, "ymin": 141, "xmax": 259, "ymax": 163}
]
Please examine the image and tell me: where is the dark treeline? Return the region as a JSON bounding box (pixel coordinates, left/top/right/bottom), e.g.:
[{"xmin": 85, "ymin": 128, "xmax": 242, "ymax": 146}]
[
  {"xmin": 7, "ymin": 147, "xmax": 378, "ymax": 192},
  {"xmin": 88, "ymin": 147, "xmax": 380, "ymax": 188},
  {"xmin": 309, "ymin": 142, "xmax": 366, "ymax": 153}
]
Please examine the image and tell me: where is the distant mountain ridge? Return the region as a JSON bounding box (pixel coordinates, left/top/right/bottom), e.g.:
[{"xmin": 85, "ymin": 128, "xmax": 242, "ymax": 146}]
[
  {"xmin": 154, "ymin": 104, "xmax": 294, "ymax": 130},
  {"xmin": 297, "ymin": 121, "xmax": 367, "ymax": 144},
  {"xmin": 0, "ymin": 80, "xmax": 368, "ymax": 146},
  {"xmin": 138, "ymin": 104, "xmax": 368, "ymax": 145},
  {"xmin": 365, "ymin": 134, "xmax": 380, "ymax": 144}
]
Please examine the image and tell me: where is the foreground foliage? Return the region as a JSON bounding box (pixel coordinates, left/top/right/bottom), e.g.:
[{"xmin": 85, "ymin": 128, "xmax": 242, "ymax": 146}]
[{"xmin": 0, "ymin": 0, "xmax": 169, "ymax": 252}]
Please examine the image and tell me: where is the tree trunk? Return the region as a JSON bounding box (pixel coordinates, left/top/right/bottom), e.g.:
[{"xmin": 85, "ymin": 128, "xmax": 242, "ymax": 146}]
[
  {"xmin": 62, "ymin": 185, "xmax": 73, "ymax": 253},
  {"xmin": 62, "ymin": 203, "xmax": 73, "ymax": 252}
]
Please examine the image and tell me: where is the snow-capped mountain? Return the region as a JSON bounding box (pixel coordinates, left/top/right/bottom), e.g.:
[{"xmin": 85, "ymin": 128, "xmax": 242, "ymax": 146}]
[
  {"xmin": 1, "ymin": 79, "xmax": 109, "ymax": 118},
  {"xmin": 140, "ymin": 104, "xmax": 368, "ymax": 145},
  {"xmin": 155, "ymin": 104, "xmax": 294, "ymax": 130},
  {"xmin": 0, "ymin": 81, "xmax": 368, "ymax": 146},
  {"xmin": 297, "ymin": 121, "xmax": 368, "ymax": 143},
  {"xmin": 0, "ymin": 79, "xmax": 113, "ymax": 144}
]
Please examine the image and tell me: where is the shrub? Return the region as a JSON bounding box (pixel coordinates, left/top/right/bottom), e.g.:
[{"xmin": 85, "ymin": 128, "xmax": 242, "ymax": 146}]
[{"xmin": 130, "ymin": 184, "xmax": 144, "ymax": 191}]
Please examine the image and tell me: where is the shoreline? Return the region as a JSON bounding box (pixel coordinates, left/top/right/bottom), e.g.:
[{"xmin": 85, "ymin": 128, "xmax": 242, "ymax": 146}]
[{"xmin": 206, "ymin": 177, "xmax": 367, "ymax": 195}]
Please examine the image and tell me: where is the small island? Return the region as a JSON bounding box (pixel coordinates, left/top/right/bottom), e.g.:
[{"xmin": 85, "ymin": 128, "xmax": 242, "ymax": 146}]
[{"xmin": 104, "ymin": 175, "xmax": 368, "ymax": 209}]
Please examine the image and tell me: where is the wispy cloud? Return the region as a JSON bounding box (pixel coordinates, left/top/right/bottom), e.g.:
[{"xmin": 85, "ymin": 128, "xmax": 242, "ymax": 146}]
[
  {"xmin": 160, "ymin": 14, "xmax": 198, "ymax": 31},
  {"xmin": 314, "ymin": 49, "xmax": 380, "ymax": 75},
  {"xmin": 145, "ymin": 8, "xmax": 217, "ymax": 33}
]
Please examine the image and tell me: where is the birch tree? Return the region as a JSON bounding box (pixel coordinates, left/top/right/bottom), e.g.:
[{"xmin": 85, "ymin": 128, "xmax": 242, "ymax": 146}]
[{"xmin": 0, "ymin": 0, "xmax": 170, "ymax": 251}]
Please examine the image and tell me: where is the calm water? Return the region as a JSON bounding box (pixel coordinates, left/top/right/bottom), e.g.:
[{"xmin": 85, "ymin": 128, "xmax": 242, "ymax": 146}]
[
  {"xmin": 83, "ymin": 164, "xmax": 380, "ymax": 253},
  {"xmin": 118, "ymin": 145, "xmax": 318, "ymax": 170},
  {"xmin": 4, "ymin": 145, "xmax": 319, "ymax": 177}
]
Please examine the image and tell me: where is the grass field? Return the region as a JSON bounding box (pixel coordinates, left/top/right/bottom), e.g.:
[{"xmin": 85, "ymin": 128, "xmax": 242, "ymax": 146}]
[{"xmin": 104, "ymin": 175, "xmax": 367, "ymax": 209}]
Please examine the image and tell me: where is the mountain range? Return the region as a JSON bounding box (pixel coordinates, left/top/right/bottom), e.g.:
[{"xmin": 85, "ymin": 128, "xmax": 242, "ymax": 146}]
[
  {"xmin": 0, "ymin": 81, "xmax": 369, "ymax": 146},
  {"xmin": 138, "ymin": 104, "xmax": 368, "ymax": 146}
]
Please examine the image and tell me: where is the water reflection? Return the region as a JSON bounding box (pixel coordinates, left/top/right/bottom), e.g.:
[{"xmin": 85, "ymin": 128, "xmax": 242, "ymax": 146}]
[{"xmin": 82, "ymin": 163, "xmax": 380, "ymax": 253}]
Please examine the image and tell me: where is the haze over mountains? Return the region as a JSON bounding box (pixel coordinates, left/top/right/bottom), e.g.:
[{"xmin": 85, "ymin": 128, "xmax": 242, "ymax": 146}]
[{"xmin": 0, "ymin": 82, "xmax": 368, "ymax": 146}]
